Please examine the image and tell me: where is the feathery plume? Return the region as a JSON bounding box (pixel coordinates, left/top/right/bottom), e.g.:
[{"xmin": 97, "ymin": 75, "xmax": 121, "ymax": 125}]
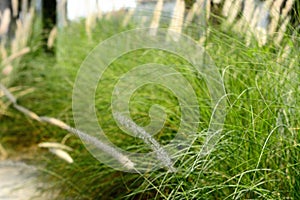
[
  {"xmin": 0, "ymin": 9, "xmax": 11, "ymax": 36},
  {"xmin": 115, "ymin": 113, "xmax": 176, "ymax": 172},
  {"xmin": 39, "ymin": 117, "xmax": 135, "ymax": 170},
  {"xmin": 226, "ymin": 0, "xmax": 242, "ymax": 24},
  {"xmin": 11, "ymin": 7, "xmax": 34, "ymax": 55},
  {"xmin": 0, "ymin": 83, "xmax": 136, "ymax": 170},
  {"xmin": 49, "ymin": 148, "xmax": 74, "ymax": 163},
  {"xmin": 222, "ymin": 0, "xmax": 234, "ymax": 17},
  {"xmin": 274, "ymin": 16, "xmax": 290, "ymax": 46},
  {"xmin": 240, "ymin": 0, "xmax": 255, "ymax": 32},
  {"xmin": 256, "ymin": 27, "xmax": 267, "ymax": 46},
  {"xmin": 268, "ymin": 0, "xmax": 285, "ymax": 36},
  {"xmin": 185, "ymin": 0, "xmax": 205, "ymax": 27},
  {"xmin": 70, "ymin": 127, "xmax": 135, "ymax": 170},
  {"xmin": 21, "ymin": 0, "xmax": 28, "ymax": 18},
  {"xmin": 38, "ymin": 142, "xmax": 73, "ymax": 152},
  {"xmin": 149, "ymin": 0, "xmax": 164, "ymax": 35},
  {"xmin": 2, "ymin": 47, "xmax": 30, "ymax": 66},
  {"xmin": 281, "ymin": 0, "xmax": 295, "ymax": 20},
  {"xmin": 47, "ymin": 27, "xmax": 57, "ymax": 49},
  {"xmin": 246, "ymin": 6, "xmax": 260, "ymax": 46},
  {"xmin": 85, "ymin": 1, "xmax": 97, "ymax": 40},
  {"xmin": 12, "ymin": 0, "xmax": 19, "ymax": 17},
  {"xmin": 168, "ymin": 0, "xmax": 185, "ymax": 41},
  {"xmin": 39, "ymin": 117, "xmax": 70, "ymax": 130}
]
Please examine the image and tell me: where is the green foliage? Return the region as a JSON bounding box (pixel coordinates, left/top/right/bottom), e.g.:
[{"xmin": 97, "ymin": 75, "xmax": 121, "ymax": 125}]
[{"xmin": 1, "ymin": 13, "xmax": 299, "ymax": 200}]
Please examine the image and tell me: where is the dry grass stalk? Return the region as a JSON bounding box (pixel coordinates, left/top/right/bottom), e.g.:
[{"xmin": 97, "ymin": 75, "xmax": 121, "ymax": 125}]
[
  {"xmin": 168, "ymin": 0, "xmax": 185, "ymax": 41},
  {"xmin": 122, "ymin": 8, "xmax": 136, "ymax": 27},
  {"xmin": 47, "ymin": 27, "xmax": 57, "ymax": 49},
  {"xmin": 149, "ymin": 0, "xmax": 164, "ymax": 35},
  {"xmin": 268, "ymin": 0, "xmax": 285, "ymax": 36},
  {"xmin": 0, "ymin": 8, "xmax": 11, "ymax": 36}
]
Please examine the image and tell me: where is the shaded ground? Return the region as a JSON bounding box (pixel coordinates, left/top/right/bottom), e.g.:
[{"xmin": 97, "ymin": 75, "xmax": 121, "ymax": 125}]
[{"xmin": 0, "ymin": 161, "xmax": 56, "ymax": 200}]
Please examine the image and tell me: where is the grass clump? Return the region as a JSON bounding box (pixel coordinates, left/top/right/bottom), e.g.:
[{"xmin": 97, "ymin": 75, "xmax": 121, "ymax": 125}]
[{"xmin": 0, "ymin": 11, "xmax": 299, "ymax": 200}]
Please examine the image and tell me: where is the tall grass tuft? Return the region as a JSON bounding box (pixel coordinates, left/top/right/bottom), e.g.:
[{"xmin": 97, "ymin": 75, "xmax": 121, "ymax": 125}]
[{"xmin": 0, "ymin": 1, "xmax": 299, "ymax": 199}]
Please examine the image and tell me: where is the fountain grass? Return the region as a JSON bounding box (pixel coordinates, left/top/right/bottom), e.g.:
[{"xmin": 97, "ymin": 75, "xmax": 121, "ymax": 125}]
[{"xmin": 0, "ymin": 13, "xmax": 299, "ymax": 199}]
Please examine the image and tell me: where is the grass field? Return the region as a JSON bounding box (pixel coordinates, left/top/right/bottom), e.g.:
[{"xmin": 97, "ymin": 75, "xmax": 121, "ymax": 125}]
[{"xmin": 0, "ymin": 11, "xmax": 299, "ymax": 199}]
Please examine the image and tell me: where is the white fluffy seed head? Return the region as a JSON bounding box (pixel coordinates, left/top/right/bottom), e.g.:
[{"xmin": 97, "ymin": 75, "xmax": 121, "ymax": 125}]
[
  {"xmin": 38, "ymin": 142, "xmax": 73, "ymax": 151},
  {"xmin": 49, "ymin": 148, "xmax": 74, "ymax": 164}
]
